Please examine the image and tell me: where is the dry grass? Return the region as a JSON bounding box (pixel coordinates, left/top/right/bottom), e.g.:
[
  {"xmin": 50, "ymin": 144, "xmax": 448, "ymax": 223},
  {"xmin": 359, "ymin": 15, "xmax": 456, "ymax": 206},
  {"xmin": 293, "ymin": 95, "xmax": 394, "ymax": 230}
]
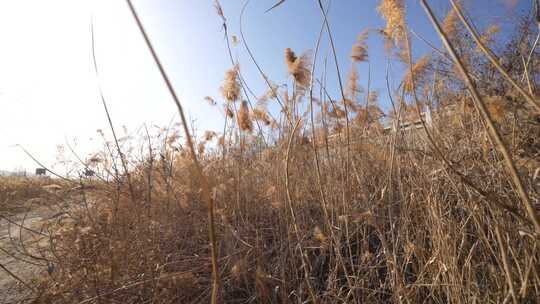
[
  {"xmin": 2, "ymin": 1, "xmax": 540, "ymax": 303},
  {"xmin": 0, "ymin": 176, "xmax": 69, "ymax": 214}
]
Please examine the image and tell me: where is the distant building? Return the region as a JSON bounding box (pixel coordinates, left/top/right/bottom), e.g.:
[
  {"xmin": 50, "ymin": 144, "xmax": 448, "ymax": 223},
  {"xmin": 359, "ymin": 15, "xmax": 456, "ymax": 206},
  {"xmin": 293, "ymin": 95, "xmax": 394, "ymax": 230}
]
[
  {"xmin": 316, "ymin": 106, "xmax": 439, "ymax": 149},
  {"xmin": 384, "ymin": 107, "xmax": 432, "ymax": 133}
]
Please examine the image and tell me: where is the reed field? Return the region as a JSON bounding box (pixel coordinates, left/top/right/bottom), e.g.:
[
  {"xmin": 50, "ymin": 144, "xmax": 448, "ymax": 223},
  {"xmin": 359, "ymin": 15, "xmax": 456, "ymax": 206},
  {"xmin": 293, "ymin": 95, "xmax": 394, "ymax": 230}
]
[{"xmin": 1, "ymin": 0, "xmax": 540, "ymax": 303}]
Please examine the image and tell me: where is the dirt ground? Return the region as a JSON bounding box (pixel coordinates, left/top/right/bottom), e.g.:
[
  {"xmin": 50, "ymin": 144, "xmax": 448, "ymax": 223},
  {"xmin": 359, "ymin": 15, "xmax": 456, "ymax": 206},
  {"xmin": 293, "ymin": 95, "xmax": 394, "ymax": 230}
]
[{"xmin": 0, "ymin": 200, "xmax": 62, "ymax": 303}]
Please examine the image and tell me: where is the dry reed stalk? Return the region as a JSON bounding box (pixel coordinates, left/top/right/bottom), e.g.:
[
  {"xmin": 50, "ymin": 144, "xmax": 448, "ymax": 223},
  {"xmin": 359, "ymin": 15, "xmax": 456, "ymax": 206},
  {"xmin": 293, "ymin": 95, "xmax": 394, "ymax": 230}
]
[
  {"xmin": 421, "ymin": 0, "xmax": 540, "ymax": 236},
  {"xmin": 317, "ymin": 0, "xmax": 351, "ymax": 186},
  {"xmin": 494, "ymin": 224, "xmax": 518, "ymax": 304},
  {"xmin": 285, "ymin": 118, "xmax": 319, "ymax": 303},
  {"xmin": 448, "ymin": 0, "xmax": 540, "ymax": 114},
  {"xmin": 315, "ymin": 3, "xmax": 362, "ymax": 300},
  {"xmin": 215, "ymin": 0, "xmax": 268, "ymax": 147},
  {"xmin": 124, "ymin": 2, "xmax": 220, "ymax": 303},
  {"xmin": 239, "ymin": 0, "xmax": 291, "ymax": 125},
  {"xmin": 91, "ymin": 21, "xmax": 135, "ymax": 202},
  {"xmin": 400, "ymin": 24, "xmax": 529, "ymax": 224}
]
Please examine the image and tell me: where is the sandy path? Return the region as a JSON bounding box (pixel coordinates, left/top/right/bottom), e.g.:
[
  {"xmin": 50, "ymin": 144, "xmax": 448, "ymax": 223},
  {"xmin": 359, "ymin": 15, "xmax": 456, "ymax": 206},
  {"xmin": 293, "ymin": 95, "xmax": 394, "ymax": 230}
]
[{"xmin": 0, "ymin": 207, "xmax": 55, "ymax": 304}]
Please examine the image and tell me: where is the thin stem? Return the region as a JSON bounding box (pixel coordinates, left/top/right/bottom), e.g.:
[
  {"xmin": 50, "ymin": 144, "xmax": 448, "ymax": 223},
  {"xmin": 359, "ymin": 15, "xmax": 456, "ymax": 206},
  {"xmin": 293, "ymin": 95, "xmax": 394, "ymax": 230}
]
[
  {"xmin": 317, "ymin": 0, "xmax": 351, "ymax": 190},
  {"xmin": 91, "ymin": 19, "xmax": 135, "ymax": 201},
  {"xmin": 422, "ymin": 0, "xmax": 540, "ymax": 236},
  {"xmin": 124, "ymin": 2, "xmax": 220, "ymax": 302},
  {"xmin": 285, "ymin": 119, "xmax": 319, "ymax": 304},
  {"xmin": 448, "ymin": 0, "xmax": 540, "ymax": 114}
]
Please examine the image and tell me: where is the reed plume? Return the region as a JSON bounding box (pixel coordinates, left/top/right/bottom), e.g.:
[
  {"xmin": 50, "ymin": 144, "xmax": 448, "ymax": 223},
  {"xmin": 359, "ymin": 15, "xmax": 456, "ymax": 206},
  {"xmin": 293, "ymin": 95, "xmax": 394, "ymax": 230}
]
[
  {"xmin": 252, "ymin": 108, "xmax": 272, "ymax": 125},
  {"xmin": 221, "ymin": 65, "xmax": 241, "ymax": 102},
  {"xmin": 347, "ymin": 65, "xmax": 362, "ymax": 100},
  {"xmin": 238, "ymin": 100, "xmax": 253, "ymax": 132},
  {"xmin": 327, "ymin": 104, "xmax": 346, "ymax": 118},
  {"xmin": 198, "ymin": 142, "xmax": 206, "ymax": 155},
  {"xmin": 225, "ymin": 105, "xmax": 234, "ymax": 118},
  {"xmin": 403, "ymin": 54, "xmax": 431, "ymax": 93},
  {"xmin": 204, "ymin": 96, "xmax": 217, "ymax": 106},
  {"xmin": 284, "ymin": 48, "xmax": 312, "ymax": 88},
  {"xmin": 351, "ymin": 29, "xmax": 369, "ymax": 62},
  {"xmin": 442, "ymin": 7, "xmax": 459, "ymax": 39},
  {"xmin": 477, "ymin": 24, "xmax": 500, "ymax": 52},
  {"xmin": 377, "ymin": 0, "xmax": 406, "ymax": 49},
  {"xmin": 368, "ymin": 91, "xmax": 379, "ymax": 106},
  {"xmin": 204, "ymin": 130, "xmax": 217, "ymax": 141}
]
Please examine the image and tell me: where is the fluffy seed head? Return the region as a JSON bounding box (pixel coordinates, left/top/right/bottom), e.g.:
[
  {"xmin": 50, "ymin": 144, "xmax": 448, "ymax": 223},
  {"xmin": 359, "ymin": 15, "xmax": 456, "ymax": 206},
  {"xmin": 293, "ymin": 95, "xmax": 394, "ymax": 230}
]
[
  {"xmin": 258, "ymin": 83, "xmax": 279, "ymax": 104},
  {"xmin": 285, "ymin": 48, "xmax": 297, "ymax": 66},
  {"xmin": 313, "ymin": 226, "xmax": 328, "ymax": 245},
  {"xmin": 221, "ymin": 65, "xmax": 241, "ymax": 102},
  {"xmin": 368, "ymin": 91, "xmax": 379, "ymax": 106},
  {"xmin": 197, "ymin": 142, "xmax": 206, "ymax": 155},
  {"xmin": 204, "ymin": 130, "xmax": 217, "ymax": 141},
  {"xmin": 327, "ymin": 105, "xmax": 346, "ymax": 119},
  {"xmin": 486, "ymin": 96, "xmax": 506, "ymax": 123},
  {"xmin": 403, "ymin": 54, "xmax": 431, "ymax": 93},
  {"xmin": 442, "ymin": 8, "xmax": 459, "ymax": 39},
  {"xmin": 225, "ymin": 105, "xmax": 234, "ymax": 118},
  {"xmin": 270, "ymin": 120, "xmax": 279, "ymax": 130},
  {"xmin": 377, "ymin": 0, "xmax": 406, "ymax": 49},
  {"xmin": 231, "ymin": 260, "xmax": 246, "ymax": 281},
  {"xmin": 344, "ymin": 98, "xmax": 359, "ymax": 112},
  {"xmin": 238, "ymin": 100, "xmax": 253, "ymax": 132},
  {"xmin": 252, "ymin": 108, "xmax": 272, "ymax": 125},
  {"xmin": 285, "ymin": 48, "xmax": 312, "ymax": 89},
  {"xmin": 231, "ymin": 35, "xmax": 239, "ymax": 46},
  {"xmin": 351, "ymin": 29, "xmax": 369, "ymax": 62},
  {"xmin": 478, "ymin": 24, "xmax": 500, "ymax": 50},
  {"xmin": 204, "ymin": 96, "xmax": 217, "ymax": 106},
  {"xmin": 347, "ymin": 65, "xmax": 362, "ymax": 100},
  {"xmin": 166, "ymin": 132, "xmax": 180, "ymax": 146},
  {"xmin": 354, "ymin": 108, "xmax": 369, "ymax": 126}
]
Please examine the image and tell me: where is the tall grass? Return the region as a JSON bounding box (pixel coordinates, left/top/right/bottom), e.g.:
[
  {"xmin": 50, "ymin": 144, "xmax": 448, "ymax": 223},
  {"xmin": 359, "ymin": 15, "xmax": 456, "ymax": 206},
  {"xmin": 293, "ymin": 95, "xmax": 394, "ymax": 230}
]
[{"xmin": 2, "ymin": 1, "xmax": 540, "ymax": 303}]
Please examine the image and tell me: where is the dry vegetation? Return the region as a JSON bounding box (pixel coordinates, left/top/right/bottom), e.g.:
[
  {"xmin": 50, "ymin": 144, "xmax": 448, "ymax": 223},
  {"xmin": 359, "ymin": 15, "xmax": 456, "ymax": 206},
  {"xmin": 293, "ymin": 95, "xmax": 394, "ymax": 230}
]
[
  {"xmin": 2, "ymin": 0, "xmax": 540, "ymax": 303},
  {"xmin": 0, "ymin": 177, "xmax": 70, "ymax": 215}
]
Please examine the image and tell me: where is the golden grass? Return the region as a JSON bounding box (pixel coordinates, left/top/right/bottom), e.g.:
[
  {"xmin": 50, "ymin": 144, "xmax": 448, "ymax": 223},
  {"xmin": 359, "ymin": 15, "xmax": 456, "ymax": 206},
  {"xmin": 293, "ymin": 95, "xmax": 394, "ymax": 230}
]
[
  {"xmin": 0, "ymin": 176, "xmax": 68, "ymax": 214},
  {"xmin": 2, "ymin": 1, "xmax": 540, "ymax": 303}
]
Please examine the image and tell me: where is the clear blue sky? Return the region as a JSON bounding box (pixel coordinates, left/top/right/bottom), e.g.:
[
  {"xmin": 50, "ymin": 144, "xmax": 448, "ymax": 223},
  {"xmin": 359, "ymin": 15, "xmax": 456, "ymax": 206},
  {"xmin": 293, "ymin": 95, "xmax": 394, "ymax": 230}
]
[{"xmin": 0, "ymin": 0, "xmax": 532, "ymax": 172}]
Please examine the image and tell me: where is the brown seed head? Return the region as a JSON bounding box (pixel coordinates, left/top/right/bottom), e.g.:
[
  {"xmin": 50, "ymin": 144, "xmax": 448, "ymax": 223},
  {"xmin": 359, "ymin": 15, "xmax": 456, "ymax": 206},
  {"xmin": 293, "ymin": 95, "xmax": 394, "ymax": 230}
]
[
  {"xmin": 347, "ymin": 65, "xmax": 362, "ymax": 101},
  {"xmin": 204, "ymin": 96, "xmax": 217, "ymax": 106},
  {"xmin": 351, "ymin": 29, "xmax": 369, "ymax": 62},
  {"xmin": 377, "ymin": 0, "xmax": 406, "ymax": 49},
  {"xmin": 313, "ymin": 226, "xmax": 328, "ymax": 245},
  {"xmin": 221, "ymin": 65, "xmax": 241, "ymax": 102},
  {"xmin": 252, "ymin": 108, "xmax": 272, "ymax": 125},
  {"xmin": 204, "ymin": 130, "xmax": 217, "ymax": 141},
  {"xmin": 231, "ymin": 35, "xmax": 239, "ymax": 46},
  {"xmin": 197, "ymin": 142, "xmax": 206, "ymax": 155},
  {"xmin": 285, "ymin": 48, "xmax": 312, "ymax": 88},
  {"xmin": 478, "ymin": 24, "xmax": 500, "ymax": 51},
  {"xmin": 225, "ymin": 105, "xmax": 234, "ymax": 118},
  {"xmin": 442, "ymin": 7, "xmax": 459, "ymax": 39},
  {"xmin": 238, "ymin": 100, "xmax": 253, "ymax": 132},
  {"xmin": 403, "ymin": 54, "xmax": 431, "ymax": 93}
]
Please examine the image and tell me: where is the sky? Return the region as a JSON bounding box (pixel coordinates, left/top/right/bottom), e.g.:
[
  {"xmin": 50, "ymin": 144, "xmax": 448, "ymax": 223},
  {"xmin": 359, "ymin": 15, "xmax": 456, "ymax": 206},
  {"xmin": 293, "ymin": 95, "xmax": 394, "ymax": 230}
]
[{"xmin": 0, "ymin": 0, "xmax": 533, "ymax": 173}]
